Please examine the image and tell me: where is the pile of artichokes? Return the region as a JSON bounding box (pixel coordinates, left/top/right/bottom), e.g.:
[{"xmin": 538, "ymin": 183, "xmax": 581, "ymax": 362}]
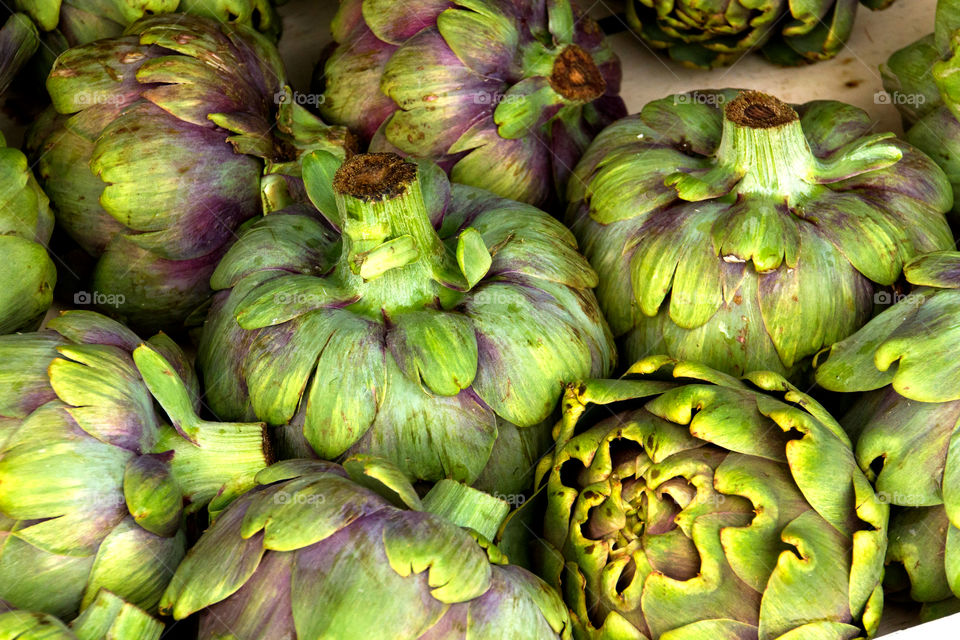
[{"xmin": 2, "ymin": 0, "xmax": 960, "ymax": 638}]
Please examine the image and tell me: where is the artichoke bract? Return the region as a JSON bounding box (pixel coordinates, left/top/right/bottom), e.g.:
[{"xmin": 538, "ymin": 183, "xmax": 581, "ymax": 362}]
[
  {"xmin": 538, "ymin": 356, "xmax": 889, "ymax": 639},
  {"xmin": 198, "ymin": 151, "xmax": 614, "ymax": 494},
  {"xmin": 29, "ymin": 14, "xmax": 351, "ymax": 332},
  {"xmin": 625, "ymin": 0, "xmax": 896, "ymax": 67},
  {"xmin": 319, "ymin": 0, "xmax": 627, "ymax": 207},
  {"xmin": 815, "ymin": 251, "xmax": 960, "ymax": 621},
  {"xmin": 0, "ymin": 590, "xmax": 163, "ymax": 640},
  {"xmin": 568, "ymin": 89, "xmax": 954, "ymax": 379},
  {"xmin": 0, "ymin": 311, "xmax": 271, "ymax": 619},
  {"xmin": 0, "ymin": 132, "xmax": 56, "ymax": 334},
  {"xmin": 882, "ymin": 0, "xmax": 960, "ymax": 217},
  {"xmin": 0, "ymin": 12, "xmax": 38, "ymax": 96},
  {"xmin": 161, "ymin": 456, "xmax": 572, "ymax": 639}
]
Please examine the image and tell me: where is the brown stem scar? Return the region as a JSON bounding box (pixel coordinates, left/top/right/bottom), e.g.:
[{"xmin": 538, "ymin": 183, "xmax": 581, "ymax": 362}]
[
  {"xmin": 725, "ymin": 91, "xmax": 798, "ymax": 128},
  {"xmin": 550, "ymin": 45, "xmax": 606, "ymax": 102},
  {"xmin": 334, "ymin": 153, "xmax": 417, "ymax": 202}
]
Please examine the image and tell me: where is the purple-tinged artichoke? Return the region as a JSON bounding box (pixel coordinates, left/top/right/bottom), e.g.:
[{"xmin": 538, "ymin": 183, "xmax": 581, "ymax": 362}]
[
  {"xmin": 626, "ymin": 0, "xmax": 896, "ymax": 68},
  {"xmin": 568, "ymin": 89, "xmax": 954, "ymax": 379},
  {"xmin": 0, "ymin": 12, "xmax": 38, "ymax": 97},
  {"xmin": 160, "ymin": 456, "xmax": 572, "ymax": 639},
  {"xmin": 538, "ymin": 356, "xmax": 889, "ymax": 639},
  {"xmin": 28, "ymin": 14, "xmax": 352, "ymax": 332},
  {"xmin": 0, "ymin": 132, "xmax": 56, "ymax": 334},
  {"xmin": 0, "ymin": 311, "xmax": 271, "ymax": 619},
  {"xmin": 0, "ymin": 590, "xmax": 163, "ymax": 640},
  {"xmin": 197, "ymin": 152, "xmax": 614, "ymax": 494},
  {"xmin": 319, "ymin": 0, "xmax": 627, "ymax": 207},
  {"xmin": 9, "ymin": 0, "xmax": 284, "ymax": 84},
  {"xmin": 882, "ymin": 0, "xmax": 960, "ymax": 217},
  {"xmin": 816, "ymin": 251, "xmax": 960, "ymax": 621}
]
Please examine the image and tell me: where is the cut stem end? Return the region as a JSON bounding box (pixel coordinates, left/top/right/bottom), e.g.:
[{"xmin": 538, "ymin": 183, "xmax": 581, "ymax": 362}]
[
  {"xmin": 333, "ymin": 153, "xmax": 417, "ymax": 202},
  {"xmin": 422, "ymin": 479, "xmax": 510, "ymax": 541},
  {"xmin": 550, "ymin": 44, "xmax": 606, "ymax": 102},
  {"xmin": 725, "ymin": 91, "xmax": 798, "ymax": 129}
]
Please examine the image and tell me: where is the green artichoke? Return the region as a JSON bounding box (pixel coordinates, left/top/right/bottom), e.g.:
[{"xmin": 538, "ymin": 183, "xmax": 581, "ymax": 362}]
[
  {"xmin": 625, "ymin": 0, "xmax": 896, "ymax": 68},
  {"xmin": 0, "ymin": 12, "xmax": 38, "ymax": 96},
  {"xmin": 568, "ymin": 89, "xmax": 954, "ymax": 379},
  {"xmin": 882, "ymin": 0, "xmax": 960, "ymax": 217},
  {"xmin": 815, "ymin": 250, "xmax": 960, "ymax": 621},
  {"xmin": 28, "ymin": 14, "xmax": 351, "ymax": 332},
  {"xmin": 538, "ymin": 356, "xmax": 889, "ymax": 639},
  {"xmin": 161, "ymin": 456, "xmax": 572, "ymax": 639},
  {"xmin": 319, "ymin": 0, "xmax": 627, "ymax": 207},
  {"xmin": 0, "ymin": 132, "xmax": 56, "ymax": 334},
  {"xmin": 0, "ymin": 311, "xmax": 271, "ymax": 619},
  {"xmin": 198, "ymin": 151, "xmax": 614, "ymax": 494},
  {"xmin": 0, "ymin": 590, "xmax": 163, "ymax": 640}
]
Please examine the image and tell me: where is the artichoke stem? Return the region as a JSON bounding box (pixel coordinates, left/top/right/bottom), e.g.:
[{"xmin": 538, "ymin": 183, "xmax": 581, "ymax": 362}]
[
  {"xmin": 422, "ymin": 479, "xmax": 510, "ymax": 541},
  {"xmin": 133, "ymin": 345, "xmax": 271, "ymax": 509},
  {"xmin": 717, "ymin": 91, "xmax": 817, "ymax": 200},
  {"xmin": 333, "ymin": 153, "xmax": 455, "ymax": 315}
]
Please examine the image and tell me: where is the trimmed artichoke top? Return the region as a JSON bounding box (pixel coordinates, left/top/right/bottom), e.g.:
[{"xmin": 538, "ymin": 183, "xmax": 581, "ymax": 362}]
[
  {"xmin": 568, "ymin": 89, "xmax": 954, "ymax": 379},
  {"xmin": 0, "ymin": 311, "xmax": 271, "ymax": 620},
  {"xmin": 320, "ymin": 0, "xmax": 627, "ymax": 206},
  {"xmin": 816, "ymin": 251, "xmax": 960, "ymax": 615},
  {"xmin": 29, "ymin": 14, "xmax": 350, "ymax": 332},
  {"xmin": 199, "ymin": 151, "xmax": 614, "ymax": 492},
  {"xmin": 161, "ymin": 456, "xmax": 572, "ymax": 640},
  {"xmin": 626, "ymin": 0, "xmax": 896, "ymax": 67},
  {"xmin": 538, "ymin": 356, "xmax": 889, "ymax": 639},
  {"xmin": 0, "ymin": 131, "xmax": 56, "ymax": 334},
  {"xmin": 0, "ymin": 590, "xmax": 163, "ymax": 640}
]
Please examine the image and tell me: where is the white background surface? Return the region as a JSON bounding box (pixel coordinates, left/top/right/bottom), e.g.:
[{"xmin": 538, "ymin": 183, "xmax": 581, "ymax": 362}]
[{"xmin": 1, "ymin": 0, "xmax": 954, "ymax": 637}]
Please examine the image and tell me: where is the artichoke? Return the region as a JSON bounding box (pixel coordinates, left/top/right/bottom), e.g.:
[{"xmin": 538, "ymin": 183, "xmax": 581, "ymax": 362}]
[
  {"xmin": 0, "ymin": 310, "xmax": 271, "ymax": 619},
  {"xmin": 568, "ymin": 89, "xmax": 954, "ymax": 379},
  {"xmin": 0, "ymin": 590, "xmax": 163, "ymax": 640},
  {"xmin": 28, "ymin": 14, "xmax": 351, "ymax": 332},
  {"xmin": 538, "ymin": 356, "xmax": 889, "ymax": 639},
  {"xmin": 9, "ymin": 0, "xmax": 284, "ymax": 83},
  {"xmin": 198, "ymin": 151, "xmax": 615, "ymax": 494},
  {"xmin": 625, "ymin": 0, "xmax": 896, "ymax": 68},
  {"xmin": 0, "ymin": 12, "xmax": 38, "ymax": 97},
  {"xmin": 0, "ymin": 132, "xmax": 56, "ymax": 334},
  {"xmin": 882, "ymin": 0, "xmax": 960, "ymax": 216},
  {"xmin": 319, "ymin": 0, "xmax": 627, "ymax": 207},
  {"xmin": 160, "ymin": 456, "xmax": 572, "ymax": 639},
  {"xmin": 815, "ymin": 250, "xmax": 960, "ymax": 620}
]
